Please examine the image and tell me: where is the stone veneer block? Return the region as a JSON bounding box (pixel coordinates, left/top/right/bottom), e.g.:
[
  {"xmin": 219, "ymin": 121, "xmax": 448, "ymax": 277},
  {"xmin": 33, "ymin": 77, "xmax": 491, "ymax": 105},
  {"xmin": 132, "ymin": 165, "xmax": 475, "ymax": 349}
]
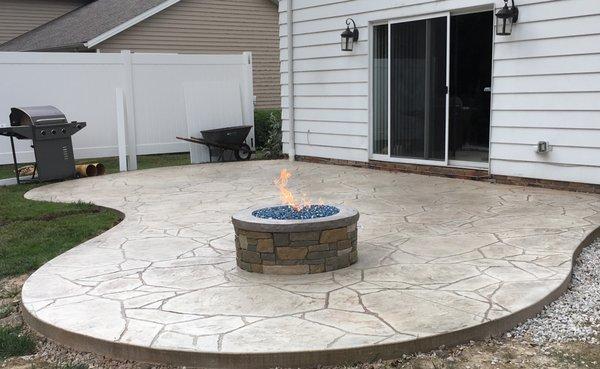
[
  {"xmin": 320, "ymin": 227, "xmax": 348, "ymax": 243},
  {"xmin": 277, "ymin": 247, "xmax": 309, "ymax": 260},
  {"xmin": 232, "ymin": 205, "xmax": 359, "ymax": 275},
  {"xmin": 256, "ymin": 239, "xmax": 274, "ymax": 253}
]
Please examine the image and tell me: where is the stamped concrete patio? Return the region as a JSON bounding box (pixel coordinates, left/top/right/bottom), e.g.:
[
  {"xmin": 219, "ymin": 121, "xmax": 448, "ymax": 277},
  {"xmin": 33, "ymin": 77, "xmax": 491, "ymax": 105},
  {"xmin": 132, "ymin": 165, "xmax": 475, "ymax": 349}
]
[{"xmin": 22, "ymin": 160, "xmax": 600, "ymax": 368}]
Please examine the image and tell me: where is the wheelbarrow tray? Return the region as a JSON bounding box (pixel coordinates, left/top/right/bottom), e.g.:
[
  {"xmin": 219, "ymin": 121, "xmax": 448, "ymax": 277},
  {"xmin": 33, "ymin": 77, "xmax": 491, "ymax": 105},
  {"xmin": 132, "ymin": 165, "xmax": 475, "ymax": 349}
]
[{"xmin": 200, "ymin": 125, "xmax": 252, "ymax": 146}]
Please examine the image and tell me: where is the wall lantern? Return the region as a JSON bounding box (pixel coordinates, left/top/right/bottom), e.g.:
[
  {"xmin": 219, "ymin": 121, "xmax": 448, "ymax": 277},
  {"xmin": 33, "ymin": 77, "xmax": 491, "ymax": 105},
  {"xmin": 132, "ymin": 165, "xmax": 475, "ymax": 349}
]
[
  {"xmin": 496, "ymin": 0, "xmax": 519, "ymax": 36},
  {"xmin": 341, "ymin": 18, "xmax": 359, "ymax": 51}
]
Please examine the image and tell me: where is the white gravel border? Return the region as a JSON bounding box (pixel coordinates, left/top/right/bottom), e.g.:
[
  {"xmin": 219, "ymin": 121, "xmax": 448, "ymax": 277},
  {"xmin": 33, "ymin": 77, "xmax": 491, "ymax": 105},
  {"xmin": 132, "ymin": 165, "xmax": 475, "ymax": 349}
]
[{"xmin": 511, "ymin": 238, "xmax": 600, "ymax": 344}]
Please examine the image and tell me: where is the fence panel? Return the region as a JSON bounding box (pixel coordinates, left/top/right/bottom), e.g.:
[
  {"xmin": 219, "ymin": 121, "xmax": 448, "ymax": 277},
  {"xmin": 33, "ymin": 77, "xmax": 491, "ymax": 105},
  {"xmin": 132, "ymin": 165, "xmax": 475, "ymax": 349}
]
[{"xmin": 0, "ymin": 51, "xmax": 255, "ymax": 166}]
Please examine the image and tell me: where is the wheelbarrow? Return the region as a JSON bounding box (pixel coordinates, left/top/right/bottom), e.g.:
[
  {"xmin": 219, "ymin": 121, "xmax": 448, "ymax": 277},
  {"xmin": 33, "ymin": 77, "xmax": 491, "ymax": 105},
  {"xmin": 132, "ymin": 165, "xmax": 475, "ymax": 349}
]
[{"xmin": 177, "ymin": 125, "xmax": 253, "ymax": 162}]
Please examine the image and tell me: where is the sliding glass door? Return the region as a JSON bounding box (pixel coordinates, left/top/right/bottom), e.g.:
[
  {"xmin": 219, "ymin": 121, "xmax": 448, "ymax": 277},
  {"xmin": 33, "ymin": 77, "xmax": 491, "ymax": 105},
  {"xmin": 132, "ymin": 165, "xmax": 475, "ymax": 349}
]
[
  {"xmin": 372, "ymin": 11, "xmax": 494, "ymax": 168},
  {"xmin": 372, "ymin": 14, "xmax": 450, "ymax": 164}
]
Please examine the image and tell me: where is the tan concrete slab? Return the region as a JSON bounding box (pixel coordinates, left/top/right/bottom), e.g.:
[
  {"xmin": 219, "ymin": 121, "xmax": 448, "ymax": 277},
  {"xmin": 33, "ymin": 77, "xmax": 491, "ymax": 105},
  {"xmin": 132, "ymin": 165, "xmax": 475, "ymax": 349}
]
[{"xmin": 20, "ymin": 160, "xmax": 600, "ymax": 368}]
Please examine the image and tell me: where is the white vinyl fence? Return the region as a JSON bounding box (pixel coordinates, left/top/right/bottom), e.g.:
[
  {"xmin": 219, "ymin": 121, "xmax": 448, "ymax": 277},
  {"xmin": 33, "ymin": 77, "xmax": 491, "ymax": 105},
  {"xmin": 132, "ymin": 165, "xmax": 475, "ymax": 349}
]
[{"xmin": 0, "ymin": 51, "xmax": 255, "ymax": 168}]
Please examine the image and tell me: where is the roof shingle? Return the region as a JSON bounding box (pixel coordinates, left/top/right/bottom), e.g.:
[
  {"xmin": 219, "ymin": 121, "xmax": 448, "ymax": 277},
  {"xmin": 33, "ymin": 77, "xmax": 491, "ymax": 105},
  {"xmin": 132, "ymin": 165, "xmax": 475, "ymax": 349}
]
[{"xmin": 0, "ymin": 0, "xmax": 170, "ymax": 51}]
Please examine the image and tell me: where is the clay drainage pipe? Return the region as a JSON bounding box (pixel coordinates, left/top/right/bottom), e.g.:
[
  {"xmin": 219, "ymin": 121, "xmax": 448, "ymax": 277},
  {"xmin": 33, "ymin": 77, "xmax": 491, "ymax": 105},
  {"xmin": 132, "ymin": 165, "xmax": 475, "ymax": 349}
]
[
  {"xmin": 75, "ymin": 163, "xmax": 107, "ymax": 177},
  {"xmin": 75, "ymin": 164, "xmax": 97, "ymax": 177},
  {"xmin": 94, "ymin": 163, "xmax": 106, "ymax": 176}
]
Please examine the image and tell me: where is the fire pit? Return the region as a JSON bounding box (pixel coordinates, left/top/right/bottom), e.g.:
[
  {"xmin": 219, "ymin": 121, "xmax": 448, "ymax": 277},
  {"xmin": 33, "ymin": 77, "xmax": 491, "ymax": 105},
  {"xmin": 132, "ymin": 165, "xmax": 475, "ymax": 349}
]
[{"xmin": 232, "ymin": 169, "xmax": 359, "ymax": 275}]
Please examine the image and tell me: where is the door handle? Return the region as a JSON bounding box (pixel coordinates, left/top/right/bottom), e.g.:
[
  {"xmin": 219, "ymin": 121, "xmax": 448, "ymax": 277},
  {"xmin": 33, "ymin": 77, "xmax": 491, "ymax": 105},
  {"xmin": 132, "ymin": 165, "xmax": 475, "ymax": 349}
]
[{"xmin": 483, "ymin": 87, "xmax": 492, "ymax": 92}]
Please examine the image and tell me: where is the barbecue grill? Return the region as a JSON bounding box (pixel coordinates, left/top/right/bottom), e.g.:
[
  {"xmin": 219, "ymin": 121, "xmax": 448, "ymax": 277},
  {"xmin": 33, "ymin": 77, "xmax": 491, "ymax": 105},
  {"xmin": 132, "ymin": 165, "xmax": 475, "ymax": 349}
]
[{"xmin": 0, "ymin": 106, "xmax": 86, "ymax": 184}]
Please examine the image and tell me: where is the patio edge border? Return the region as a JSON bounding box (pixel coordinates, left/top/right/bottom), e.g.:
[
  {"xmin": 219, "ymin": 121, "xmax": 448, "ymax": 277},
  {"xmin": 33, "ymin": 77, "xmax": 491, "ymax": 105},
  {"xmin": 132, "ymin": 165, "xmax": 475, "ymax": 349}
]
[{"xmin": 22, "ymin": 225, "xmax": 600, "ymax": 369}]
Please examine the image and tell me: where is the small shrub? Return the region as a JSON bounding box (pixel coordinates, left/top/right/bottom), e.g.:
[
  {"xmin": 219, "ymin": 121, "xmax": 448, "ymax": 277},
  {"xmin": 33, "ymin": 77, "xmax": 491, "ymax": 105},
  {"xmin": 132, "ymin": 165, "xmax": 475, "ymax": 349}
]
[
  {"xmin": 254, "ymin": 109, "xmax": 281, "ymax": 149},
  {"xmin": 0, "ymin": 326, "xmax": 36, "ymax": 359},
  {"xmin": 0, "ymin": 286, "xmax": 20, "ymax": 300},
  {"xmin": 262, "ymin": 112, "xmax": 283, "ymax": 159},
  {"xmin": 0, "ymin": 305, "xmax": 13, "ymax": 319}
]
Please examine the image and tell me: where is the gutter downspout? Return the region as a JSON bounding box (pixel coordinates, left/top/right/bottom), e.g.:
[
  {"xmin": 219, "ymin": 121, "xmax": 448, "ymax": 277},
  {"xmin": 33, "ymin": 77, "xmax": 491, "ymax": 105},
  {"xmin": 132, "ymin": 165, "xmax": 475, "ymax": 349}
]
[{"xmin": 286, "ymin": 0, "xmax": 295, "ymax": 161}]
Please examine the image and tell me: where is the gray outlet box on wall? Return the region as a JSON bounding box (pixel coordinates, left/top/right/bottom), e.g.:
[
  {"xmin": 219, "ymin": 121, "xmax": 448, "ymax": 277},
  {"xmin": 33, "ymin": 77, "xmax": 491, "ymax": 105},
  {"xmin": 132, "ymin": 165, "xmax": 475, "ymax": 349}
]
[{"xmin": 537, "ymin": 141, "xmax": 551, "ymax": 153}]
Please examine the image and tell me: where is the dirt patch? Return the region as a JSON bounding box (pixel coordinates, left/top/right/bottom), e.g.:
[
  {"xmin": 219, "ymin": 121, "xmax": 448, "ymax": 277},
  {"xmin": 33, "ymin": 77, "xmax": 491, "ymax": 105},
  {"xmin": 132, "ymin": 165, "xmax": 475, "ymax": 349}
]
[
  {"xmin": 322, "ymin": 340, "xmax": 600, "ymax": 369},
  {"xmin": 0, "ymin": 275, "xmax": 26, "ymax": 329}
]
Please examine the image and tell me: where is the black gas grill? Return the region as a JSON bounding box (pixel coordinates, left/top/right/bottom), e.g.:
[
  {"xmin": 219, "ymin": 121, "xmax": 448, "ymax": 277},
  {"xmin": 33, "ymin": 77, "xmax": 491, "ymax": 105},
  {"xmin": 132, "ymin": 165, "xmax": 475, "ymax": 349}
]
[{"xmin": 0, "ymin": 106, "xmax": 86, "ymax": 184}]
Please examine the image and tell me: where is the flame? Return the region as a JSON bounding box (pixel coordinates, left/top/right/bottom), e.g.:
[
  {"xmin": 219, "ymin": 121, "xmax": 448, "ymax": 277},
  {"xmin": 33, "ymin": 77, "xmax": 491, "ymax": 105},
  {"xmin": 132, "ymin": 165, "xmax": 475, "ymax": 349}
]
[{"xmin": 275, "ymin": 169, "xmax": 312, "ymax": 211}]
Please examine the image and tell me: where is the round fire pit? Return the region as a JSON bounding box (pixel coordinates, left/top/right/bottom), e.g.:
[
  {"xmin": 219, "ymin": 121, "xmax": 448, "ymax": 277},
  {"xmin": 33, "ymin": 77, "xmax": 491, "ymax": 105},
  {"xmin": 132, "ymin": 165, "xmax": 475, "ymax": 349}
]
[{"xmin": 232, "ymin": 205, "xmax": 359, "ymax": 275}]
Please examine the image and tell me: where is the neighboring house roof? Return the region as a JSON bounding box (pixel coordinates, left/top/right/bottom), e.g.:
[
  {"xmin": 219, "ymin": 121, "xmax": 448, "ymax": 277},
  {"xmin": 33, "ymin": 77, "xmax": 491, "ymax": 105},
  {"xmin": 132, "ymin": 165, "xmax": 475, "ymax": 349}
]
[
  {"xmin": 0, "ymin": 0, "xmax": 178, "ymax": 51},
  {"xmin": 0, "ymin": 0, "xmax": 279, "ymax": 52}
]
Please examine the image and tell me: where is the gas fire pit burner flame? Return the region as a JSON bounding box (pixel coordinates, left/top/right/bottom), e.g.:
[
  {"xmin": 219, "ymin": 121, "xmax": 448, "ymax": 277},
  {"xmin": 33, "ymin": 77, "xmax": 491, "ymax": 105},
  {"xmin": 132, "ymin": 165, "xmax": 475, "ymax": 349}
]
[
  {"xmin": 256, "ymin": 169, "xmax": 339, "ymax": 219},
  {"xmin": 274, "ymin": 168, "xmax": 322, "ymax": 211}
]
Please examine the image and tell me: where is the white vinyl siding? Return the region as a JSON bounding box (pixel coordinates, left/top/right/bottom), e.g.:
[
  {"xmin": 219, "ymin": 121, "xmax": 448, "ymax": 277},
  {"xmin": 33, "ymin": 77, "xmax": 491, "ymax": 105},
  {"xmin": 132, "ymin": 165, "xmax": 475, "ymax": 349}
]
[
  {"xmin": 97, "ymin": 0, "xmax": 280, "ymax": 109},
  {"xmin": 0, "ymin": 0, "xmax": 87, "ymax": 45},
  {"xmin": 280, "ymin": 0, "xmax": 600, "ymax": 184}
]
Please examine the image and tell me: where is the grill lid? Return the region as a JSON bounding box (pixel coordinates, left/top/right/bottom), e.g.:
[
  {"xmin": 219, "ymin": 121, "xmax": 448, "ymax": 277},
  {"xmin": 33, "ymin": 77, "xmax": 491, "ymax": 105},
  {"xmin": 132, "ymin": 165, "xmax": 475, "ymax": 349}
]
[{"xmin": 10, "ymin": 106, "xmax": 68, "ymax": 126}]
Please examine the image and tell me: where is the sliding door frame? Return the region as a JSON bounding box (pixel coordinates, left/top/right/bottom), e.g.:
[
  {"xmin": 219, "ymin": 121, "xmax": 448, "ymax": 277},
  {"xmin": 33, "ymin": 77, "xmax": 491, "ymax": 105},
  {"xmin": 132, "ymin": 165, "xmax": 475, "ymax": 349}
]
[
  {"xmin": 371, "ymin": 12, "xmax": 450, "ymax": 167},
  {"xmin": 447, "ymin": 5, "xmax": 495, "ymax": 170},
  {"xmin": 370, "ymin": 7, "xmax": 495, "ymax": 170}
]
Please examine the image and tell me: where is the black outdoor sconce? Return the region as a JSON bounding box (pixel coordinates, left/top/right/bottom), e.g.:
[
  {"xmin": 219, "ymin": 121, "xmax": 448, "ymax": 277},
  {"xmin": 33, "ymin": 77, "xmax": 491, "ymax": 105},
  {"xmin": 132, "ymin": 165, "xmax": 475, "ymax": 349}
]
[
  {"xmin": 341, "ymin": 18, "xmax": 359, "ymax": 51},
  {"xmin": 496, "ymin": 0, "xmax": 519, "ymax": 36}
]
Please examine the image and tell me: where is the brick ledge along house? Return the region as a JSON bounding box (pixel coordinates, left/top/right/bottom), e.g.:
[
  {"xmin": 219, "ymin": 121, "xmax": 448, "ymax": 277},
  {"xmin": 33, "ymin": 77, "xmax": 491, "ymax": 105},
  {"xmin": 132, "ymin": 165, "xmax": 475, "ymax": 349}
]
[
  {"xmin": 0, "ymin": 0, "xmax": 280, "ymax": 109},
  {"xmin": 279, "ymin": 0, "xmax": 600, "ymax": 190}
]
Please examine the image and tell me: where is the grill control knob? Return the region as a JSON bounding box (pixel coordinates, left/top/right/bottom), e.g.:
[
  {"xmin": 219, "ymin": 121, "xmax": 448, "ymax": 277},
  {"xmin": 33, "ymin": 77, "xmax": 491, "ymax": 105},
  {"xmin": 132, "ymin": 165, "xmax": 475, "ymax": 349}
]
[
  {"xmin": 61, "ymin": 128, "xmax": 67, "ymax": 134},
  {"xmin": 40, "ymin": 130, "xmax": 46, "ymax": 136},
  {"xmin": 51, "ymin": 129, "xmax": 57, "ymax": 135},
  {"xmin": 76, "ymin": 124, "xmax": 82, "ymax": 129}
]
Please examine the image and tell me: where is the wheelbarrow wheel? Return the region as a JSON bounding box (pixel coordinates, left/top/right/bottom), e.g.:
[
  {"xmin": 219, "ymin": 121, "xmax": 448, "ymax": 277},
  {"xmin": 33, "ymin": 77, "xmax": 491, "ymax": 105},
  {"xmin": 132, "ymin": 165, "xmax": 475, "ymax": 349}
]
[{"xmin": 235, "ymin": 144, "xmax": 252, "ymax": 161}]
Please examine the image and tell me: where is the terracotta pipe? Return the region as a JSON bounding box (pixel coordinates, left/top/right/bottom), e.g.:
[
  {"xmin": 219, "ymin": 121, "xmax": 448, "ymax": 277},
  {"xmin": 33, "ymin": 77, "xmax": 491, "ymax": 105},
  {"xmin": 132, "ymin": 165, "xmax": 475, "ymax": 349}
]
[
  {"xmin": 93, "ymin": 163, "xmax": 106, "ymax": 176},
  {"xmin": 75, "ymin": 164, "xmax": 97, "ymax": 177}
]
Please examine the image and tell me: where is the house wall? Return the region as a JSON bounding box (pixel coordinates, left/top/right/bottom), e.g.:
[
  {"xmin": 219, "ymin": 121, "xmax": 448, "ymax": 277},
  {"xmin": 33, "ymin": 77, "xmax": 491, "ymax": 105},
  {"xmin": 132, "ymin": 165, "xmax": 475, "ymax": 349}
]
[
  {"xmin": 97, "ymin": 0, "xmax": 280, "ymax": 109},
  {"xmin": 0, "ymin": 0, "xmax": 87, "ymax": 45},
  {"xmin": 280, "ymin": 0, "xmax": 600, "ymax": 185}
]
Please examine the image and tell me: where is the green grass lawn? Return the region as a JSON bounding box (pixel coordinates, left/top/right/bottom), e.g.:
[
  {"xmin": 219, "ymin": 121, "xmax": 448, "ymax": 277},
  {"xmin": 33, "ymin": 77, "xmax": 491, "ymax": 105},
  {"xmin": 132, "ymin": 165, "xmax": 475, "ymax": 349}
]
[
  {"xmin": 0, "ymin": 326, "xmax": 36, "ymax": 360},
  {"xmin": 0, "ymin": 164, "xmax": 15, "ymax": 180},
  {"xmin": 0, "ymin": 152, "xmax": 191, "ymax": 180},
  {"xmin": 0, "ymin": 183, "xmax": 123, "ymax": 278}
]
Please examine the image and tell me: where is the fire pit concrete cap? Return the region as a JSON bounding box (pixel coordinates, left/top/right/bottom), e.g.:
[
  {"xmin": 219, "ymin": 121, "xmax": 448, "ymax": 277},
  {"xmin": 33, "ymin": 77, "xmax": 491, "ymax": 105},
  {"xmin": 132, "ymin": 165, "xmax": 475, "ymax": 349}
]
[{"xmin": 232, "ymin": 204, "xmax": 359, "ymax": 233}]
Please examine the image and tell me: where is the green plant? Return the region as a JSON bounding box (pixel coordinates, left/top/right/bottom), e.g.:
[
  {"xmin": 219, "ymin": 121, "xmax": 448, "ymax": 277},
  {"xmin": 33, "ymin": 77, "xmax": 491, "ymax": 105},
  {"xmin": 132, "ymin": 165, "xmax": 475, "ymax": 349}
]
[
  {"xmin": 254, "ymin": 109, "xmax": 281, "ymax": 149},
  {"xmin": 0, "ymin": 305, "xmax": 13, "ymax": 319},
  {"xmin": 0, "ymin": 286, "xmax": 20, "ymax": 300},
  {"xmin": 261, "ymin": 111, "xmax": 283, "ymax": 159},
  {"xmin": 0, "ymin": 326, "xmax": 36, "ymax": 359}
]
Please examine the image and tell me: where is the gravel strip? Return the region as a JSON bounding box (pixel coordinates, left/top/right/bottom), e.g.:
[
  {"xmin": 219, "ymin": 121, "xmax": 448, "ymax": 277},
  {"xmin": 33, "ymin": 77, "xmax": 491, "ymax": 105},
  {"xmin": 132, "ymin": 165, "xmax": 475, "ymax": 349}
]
[{"xmin": 511, "ymin": 238, "xmax": 600, "ymax": 344}]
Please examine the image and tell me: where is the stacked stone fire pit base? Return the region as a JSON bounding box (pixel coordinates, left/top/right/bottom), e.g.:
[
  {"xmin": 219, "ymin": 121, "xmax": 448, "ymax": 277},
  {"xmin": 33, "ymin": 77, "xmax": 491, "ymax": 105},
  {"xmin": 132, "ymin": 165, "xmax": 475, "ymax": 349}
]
[{"xmin": 232, "ymin": 205, "xmax": 359, "ymax": 275}]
